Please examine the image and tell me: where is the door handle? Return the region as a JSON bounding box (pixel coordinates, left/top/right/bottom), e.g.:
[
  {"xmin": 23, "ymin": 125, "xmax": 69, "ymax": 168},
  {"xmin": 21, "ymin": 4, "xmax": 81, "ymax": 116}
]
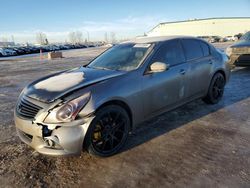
[
  {"xmin": 209, "ymin": 59, "xmax": 213, "ymax": 64},
  {"xmin": 180, "ymin": 69, "xmax": 186, "ymax": 75}
]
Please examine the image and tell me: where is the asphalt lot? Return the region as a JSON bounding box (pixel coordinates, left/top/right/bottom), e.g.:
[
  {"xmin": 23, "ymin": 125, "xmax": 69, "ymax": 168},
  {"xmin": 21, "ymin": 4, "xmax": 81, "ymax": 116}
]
[{"xmin": 0, "ymin": 43, "xmax": 250, "ymax": 187}]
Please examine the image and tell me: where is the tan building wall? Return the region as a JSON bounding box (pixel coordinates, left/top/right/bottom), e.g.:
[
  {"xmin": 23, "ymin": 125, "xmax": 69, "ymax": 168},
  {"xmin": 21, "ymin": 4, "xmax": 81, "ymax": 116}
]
[{"xmin": 148, "ymin": 17, "xmax": 250, "ymax": 37}]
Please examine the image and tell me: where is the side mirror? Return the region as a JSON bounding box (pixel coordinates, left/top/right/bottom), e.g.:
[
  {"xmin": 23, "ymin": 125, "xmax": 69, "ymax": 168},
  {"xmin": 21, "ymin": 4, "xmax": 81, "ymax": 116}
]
[{"xmin": 149, "ymin": 62, "xmax": 169, "ymax": 73}]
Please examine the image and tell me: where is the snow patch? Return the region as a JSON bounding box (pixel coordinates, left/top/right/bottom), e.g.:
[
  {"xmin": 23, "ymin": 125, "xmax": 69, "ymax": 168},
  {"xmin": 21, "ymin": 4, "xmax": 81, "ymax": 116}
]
[{"xmin": 34, "ymin": 72, "xmax": 85, "ymax": 92}]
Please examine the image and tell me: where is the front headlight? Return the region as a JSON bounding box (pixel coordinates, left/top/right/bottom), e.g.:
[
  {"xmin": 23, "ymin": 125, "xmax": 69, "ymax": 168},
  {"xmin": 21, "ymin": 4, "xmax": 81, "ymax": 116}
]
[
  {"xmin": 225, "ymin": 47, "xmax": 233, "ymax": 56},
  {"xmin": 44, "ymin": 92, "xmax": 91, "ymax": 123}
]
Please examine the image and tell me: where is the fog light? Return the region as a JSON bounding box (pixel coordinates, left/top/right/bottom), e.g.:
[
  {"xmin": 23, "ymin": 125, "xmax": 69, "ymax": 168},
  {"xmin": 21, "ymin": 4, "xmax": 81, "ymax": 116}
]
[
  {"xmin": 44, "ymin": 136, "xmax": 59, "ymax": 148},
  {"xmin": 45, "ymin": 138, "xmax": 55, "ymax": 147}
]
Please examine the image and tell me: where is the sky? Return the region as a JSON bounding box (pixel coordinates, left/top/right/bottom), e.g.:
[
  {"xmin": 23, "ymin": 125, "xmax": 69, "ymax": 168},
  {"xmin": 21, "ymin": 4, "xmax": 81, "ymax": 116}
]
[{"xmin": 0, "ymin": 0, "xmax": 250, "ymax": 43}]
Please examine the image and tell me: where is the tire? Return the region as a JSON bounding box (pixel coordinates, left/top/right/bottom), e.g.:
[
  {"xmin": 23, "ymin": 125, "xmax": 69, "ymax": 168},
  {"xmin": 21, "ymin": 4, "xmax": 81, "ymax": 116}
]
[
  {"xmin": 203, "ymin": 72, "xmax": 225, "ymax": 104},
  {"xmin": 84, "ymin": 105, "xmax": 130, "ymax": 157}
]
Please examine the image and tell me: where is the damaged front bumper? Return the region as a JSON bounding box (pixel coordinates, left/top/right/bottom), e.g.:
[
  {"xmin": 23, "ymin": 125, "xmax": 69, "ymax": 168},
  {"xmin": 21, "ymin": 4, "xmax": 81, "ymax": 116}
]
[
  {"xmin": 228, "ymin": 54, "xmax": 250, "ymax": 67},
  {"xmin": 14, "ymin": 111, "xmax": 94, "ymax": 156},
  {"xmin": 228, "ymin": 47, "xmax": 250, "ymax": 67}
]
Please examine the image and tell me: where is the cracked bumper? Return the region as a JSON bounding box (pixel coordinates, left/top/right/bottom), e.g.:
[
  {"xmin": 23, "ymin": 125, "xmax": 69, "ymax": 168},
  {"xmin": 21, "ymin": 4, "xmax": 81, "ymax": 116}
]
[
  {"xmin": 229, "ymin": 54, "xmax": 250, "ymax": 67},
  {"xmin": 14, "ymin": 111, "xmax": 94, "ymax": 156}
]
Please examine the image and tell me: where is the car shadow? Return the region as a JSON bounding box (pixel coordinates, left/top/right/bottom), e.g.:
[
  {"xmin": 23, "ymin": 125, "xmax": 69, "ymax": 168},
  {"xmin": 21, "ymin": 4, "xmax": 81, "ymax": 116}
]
[{"xmin": 121, "ymin": 67, "xmax": 250, "ymax": 153}]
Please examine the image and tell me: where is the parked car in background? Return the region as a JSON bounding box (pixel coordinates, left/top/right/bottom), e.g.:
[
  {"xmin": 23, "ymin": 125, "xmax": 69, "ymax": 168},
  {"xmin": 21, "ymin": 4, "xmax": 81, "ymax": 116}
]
[
  {"xmin": 223, "ymin": 36, "xmax": 236, "ymax": 42},
  {"xmin": 234, "ymin": 33, "xmax": 243, "ymax": 41},
  {"xmin": 58, "ymin": 45, "xmax": 70, "ymax": 50},
  {"xmin": 197, "ymin": 36, "xmax": 210, "ymax": 42},
  {"xmin": 3, "ymin": 48, "xmax": 17, "ymax": 56},
  {"xmin": 30, "ymin": 47, "xmax": 40, "ymax": 54},
  {"xmin": 0, "ymin": 48, "xmax": 6, "ymax": 56},
  {"xmin": 15, "ymin": 36, "xmax": 230, "ymax": 157},
  {"xmin": 104, "ymin": 43, "xmax": 113, "ymax": 47},
  {"xmin": 13, "ymin": 47, "xmax": 26, "ymax": 55},
  {"xmin": 0, "ymin": 43, "xmax": 94, "ymax": 58},
  {"xmin": 19, "ymin": 47, "xmax": 32, "ymax": 54},
  {"xmin": 226, "ymin": 31, "xmax": 250, "ymax": 67},
  {"xmin": 209, "ymin": 36, "xmax": 222, "ymax": 43}
]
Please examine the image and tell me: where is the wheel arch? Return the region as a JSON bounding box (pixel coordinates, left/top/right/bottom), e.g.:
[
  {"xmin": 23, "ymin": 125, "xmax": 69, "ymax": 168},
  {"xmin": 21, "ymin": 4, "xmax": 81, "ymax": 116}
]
[
  {"xmin": 214, "ymin": 69, "xmax": 226, "ymax": 80},
  {"xmin": 210, "ymin": 69, "xmax": 226, "ymax": 84},
  {"xmin": 205, "ymin": 69, "xmax": 226, "ymax": 97},
  {"xmin": 96, "ymin": 100, "xmax": 133, "ymax": 130},
  {"xmin": 203, "ymin": 68, "xmax": 226, "ymax": 104}
]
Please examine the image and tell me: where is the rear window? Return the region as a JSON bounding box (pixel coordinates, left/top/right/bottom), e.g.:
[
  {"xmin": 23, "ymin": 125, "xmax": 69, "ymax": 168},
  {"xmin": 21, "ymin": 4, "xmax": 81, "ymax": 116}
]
[
  {"xmin": 181, "ymin": 39, "xmax": 203, "ymax": 60},
  {"xmin": 200, "ymin": 41, "xmax": 210, "ymax": 56}
]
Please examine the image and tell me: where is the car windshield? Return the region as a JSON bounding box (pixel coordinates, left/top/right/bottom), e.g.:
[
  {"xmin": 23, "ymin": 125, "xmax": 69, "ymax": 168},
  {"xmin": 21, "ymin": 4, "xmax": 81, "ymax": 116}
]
[
  {"xmin": 240, "ymin": 31, "xmax": 250, "ymax": 41},
  {"xmin": 87, "ymin": 43, "xmax": 152, "ymax": 71}
]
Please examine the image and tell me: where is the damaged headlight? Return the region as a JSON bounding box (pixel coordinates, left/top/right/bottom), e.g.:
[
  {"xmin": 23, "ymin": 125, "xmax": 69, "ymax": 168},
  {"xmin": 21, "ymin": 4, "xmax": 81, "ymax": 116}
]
[
  {"xmin": 44, "ymin": 92, "xmax": 91, "ymax": 123},
  {"xmin": 225, "ymin": 47, "xmax": 233, "ymax": 57}
]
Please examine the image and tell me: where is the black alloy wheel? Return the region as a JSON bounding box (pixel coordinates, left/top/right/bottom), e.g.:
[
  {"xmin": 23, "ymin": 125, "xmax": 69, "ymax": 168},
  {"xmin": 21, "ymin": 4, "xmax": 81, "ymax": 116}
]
[
  {"xmin": 203, "ymin": 72, "xmax": 225, "ymax": 104},
  {"xmin": 85, "ymin": 105, "xmax": 130, "ymax": 157}
]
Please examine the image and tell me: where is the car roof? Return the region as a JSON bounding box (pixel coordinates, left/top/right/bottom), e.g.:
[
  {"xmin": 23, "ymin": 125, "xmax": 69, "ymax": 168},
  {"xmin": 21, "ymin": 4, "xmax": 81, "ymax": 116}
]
[{"xmin": 125, "ymin": 35, "xmax": 200, "ymax": 44}]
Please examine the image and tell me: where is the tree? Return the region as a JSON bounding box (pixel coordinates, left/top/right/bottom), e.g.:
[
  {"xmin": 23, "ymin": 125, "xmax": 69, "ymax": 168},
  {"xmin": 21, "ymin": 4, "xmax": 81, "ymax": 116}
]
[
  {"xmin": 68, "ymin": 32, "xmax": 76, "ymax": 44},
  {"xmin": 104, "ymin": 32, "xmax": 108, "ymax": 43},
  {"xmin": 68, "ymin": 31, "xmax": 83, "ymax": 44},
  {"xmin": 110, "ymin": 32, "xmax": 116, "ymax": 44},
  {"xmin": 1, "ymin": 37, "xmax": 8, "ymax": 47},
  {"xmin": 36, "ymin": 32, "xmax": 48, "ymax": 45},
  {"xmin": 11, "ymin": 35, "xmax": 15, "ymax": 43},
  {"xmin": 75, "ymin": 31, "xmax": 83, "ymax": 44}
]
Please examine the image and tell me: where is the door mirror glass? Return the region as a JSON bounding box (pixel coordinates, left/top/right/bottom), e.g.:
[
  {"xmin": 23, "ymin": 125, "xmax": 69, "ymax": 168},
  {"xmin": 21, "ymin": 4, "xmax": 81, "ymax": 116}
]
[{"xmin": 149, "ymin": 62, "xmax": 169, "ymax": 73}]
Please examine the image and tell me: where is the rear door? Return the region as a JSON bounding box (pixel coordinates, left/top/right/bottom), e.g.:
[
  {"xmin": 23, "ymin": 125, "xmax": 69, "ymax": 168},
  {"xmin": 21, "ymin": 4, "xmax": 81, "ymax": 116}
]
[
  {"xmin": 181, "ymin": 39, "xmax": 213, "ymax": 98},
  {"xmin": 142, "ymin": 39, "xmax": 189, "ymax": 117}
]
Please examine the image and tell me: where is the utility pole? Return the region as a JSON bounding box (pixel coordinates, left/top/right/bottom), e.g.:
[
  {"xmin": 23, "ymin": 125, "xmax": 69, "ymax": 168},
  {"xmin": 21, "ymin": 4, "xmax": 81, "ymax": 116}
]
[
  {"xmin": 104, "ymin": 32, "xmax": 108, "ymax": 43},
  {"xmin": 11, "ymin": 35, "xmax": 15, "ymax": 45},
  {"xmin": 110, "ymin": 32, "xmax": 116, "ymax": 44},
  {"xmin": 82, "ymin": 30, "xmax": 90, "ymax": 43}
]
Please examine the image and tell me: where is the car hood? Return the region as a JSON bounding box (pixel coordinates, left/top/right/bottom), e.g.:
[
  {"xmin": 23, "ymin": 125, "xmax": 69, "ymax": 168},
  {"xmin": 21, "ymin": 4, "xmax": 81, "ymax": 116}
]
[
  {"xmin": 23, "ymin": 66, "xmax": 125, "ymax": 103},
  {"xmin": 231, "ymin": 40, "xmax": 250, "ymax": 48}
]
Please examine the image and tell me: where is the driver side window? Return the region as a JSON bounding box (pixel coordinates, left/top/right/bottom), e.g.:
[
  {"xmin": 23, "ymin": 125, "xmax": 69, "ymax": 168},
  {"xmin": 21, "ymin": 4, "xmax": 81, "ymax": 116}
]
[{"xmin": 151, "ymin": 40, "xmax": 185, "ymax": 66}]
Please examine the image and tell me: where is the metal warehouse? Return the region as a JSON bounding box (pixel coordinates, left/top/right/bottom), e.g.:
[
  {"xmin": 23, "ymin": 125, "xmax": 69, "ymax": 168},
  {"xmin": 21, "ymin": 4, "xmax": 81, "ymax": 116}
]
[{"xmin": 147, "ymin": 17, "xmax": 250, "ymax": 37}]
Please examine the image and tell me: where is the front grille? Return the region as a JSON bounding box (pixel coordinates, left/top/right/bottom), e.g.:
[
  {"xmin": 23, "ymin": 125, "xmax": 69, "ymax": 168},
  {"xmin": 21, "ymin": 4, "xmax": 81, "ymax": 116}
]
[{"xmin": 16, "ymin": 98, "xmax": 42, "ymax": 119}]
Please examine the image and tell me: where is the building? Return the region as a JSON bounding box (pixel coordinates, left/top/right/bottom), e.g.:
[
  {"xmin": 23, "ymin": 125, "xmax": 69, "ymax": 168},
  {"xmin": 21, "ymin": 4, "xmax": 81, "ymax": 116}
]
[
  {"xmin": 147, "ymin": 17, "xmax": 250, "ymax": 37},
  {"xmin": 0, "ymin": 42, "xmax": 15, "ymax": 47}
]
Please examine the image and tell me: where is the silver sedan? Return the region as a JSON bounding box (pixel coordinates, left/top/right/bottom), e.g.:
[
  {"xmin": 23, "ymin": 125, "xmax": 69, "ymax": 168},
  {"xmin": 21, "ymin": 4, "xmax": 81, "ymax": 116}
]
[{"xmin": 14, "ymin": 36, "xmax": 230, "ymax": 157}]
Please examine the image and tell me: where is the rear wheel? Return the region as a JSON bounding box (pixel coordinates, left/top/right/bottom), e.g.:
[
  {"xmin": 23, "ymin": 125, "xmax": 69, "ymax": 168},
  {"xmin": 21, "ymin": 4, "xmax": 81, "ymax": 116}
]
[
  {"xmin": 84, "ymin": 105, "xmax": 130, "ymax": 157},
  {"xmin": 203, "ymin": 72, "xmax": 225, "ymax": 104}
]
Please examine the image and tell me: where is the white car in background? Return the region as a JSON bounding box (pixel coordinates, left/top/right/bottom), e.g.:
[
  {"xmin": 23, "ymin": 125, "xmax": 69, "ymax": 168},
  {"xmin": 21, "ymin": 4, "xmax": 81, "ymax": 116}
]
[
  {"xmin": 224, "ymin": 36, "xmax": 237, "ymax": 42},
  {"xmin": 0, "ymin": 48, "xmax": 7, "ymax": 57}
]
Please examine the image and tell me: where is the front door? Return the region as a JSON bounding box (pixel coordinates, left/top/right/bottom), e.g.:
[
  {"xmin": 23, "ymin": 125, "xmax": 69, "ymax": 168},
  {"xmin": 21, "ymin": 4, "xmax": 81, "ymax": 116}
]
[{"xmin": 142, "ymin": 39, "xmax": 188, "ymax": 118}]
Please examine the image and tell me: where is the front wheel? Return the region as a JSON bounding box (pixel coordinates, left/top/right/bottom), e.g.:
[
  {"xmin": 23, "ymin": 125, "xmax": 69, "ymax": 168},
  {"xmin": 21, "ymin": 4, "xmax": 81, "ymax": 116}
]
[
  {"xmin": 84, "ymin": 105, "xmax": 130, "ymax": 157},
  {"xmin": 203, "ymin": 72, "xmax": 225, "ymax": 104}
]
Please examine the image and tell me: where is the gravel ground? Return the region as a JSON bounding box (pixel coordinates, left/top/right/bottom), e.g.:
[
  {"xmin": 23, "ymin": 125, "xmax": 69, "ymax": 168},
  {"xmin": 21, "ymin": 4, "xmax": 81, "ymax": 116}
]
[{"xmin": 0, "ymin": 44, "xmax": 249, "ymax": 188}]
